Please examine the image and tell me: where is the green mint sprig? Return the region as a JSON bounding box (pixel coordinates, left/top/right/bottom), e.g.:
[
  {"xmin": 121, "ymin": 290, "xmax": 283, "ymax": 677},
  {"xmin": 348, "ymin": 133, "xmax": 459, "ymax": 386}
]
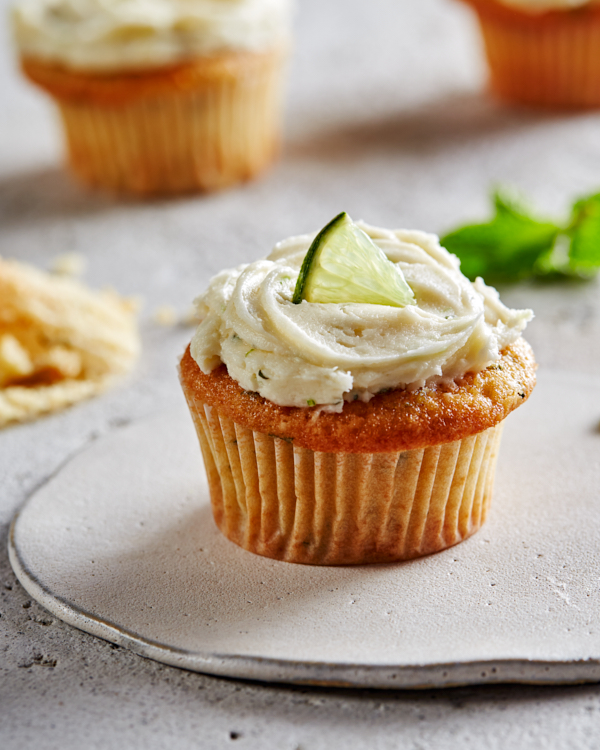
[{"xmin": 440, "ymin": 189, "xmax": 600, "ymax": 283}]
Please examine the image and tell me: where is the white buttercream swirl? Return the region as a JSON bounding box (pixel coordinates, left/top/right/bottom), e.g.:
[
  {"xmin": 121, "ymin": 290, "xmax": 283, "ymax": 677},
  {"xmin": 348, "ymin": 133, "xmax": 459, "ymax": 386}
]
[
  {"xmin": 13, "ymin": 0, "xmax": 291, "ymax": 71},
  {"xmin": 190, "ymin": 223, "xmax": 533, "ymax": 410}
]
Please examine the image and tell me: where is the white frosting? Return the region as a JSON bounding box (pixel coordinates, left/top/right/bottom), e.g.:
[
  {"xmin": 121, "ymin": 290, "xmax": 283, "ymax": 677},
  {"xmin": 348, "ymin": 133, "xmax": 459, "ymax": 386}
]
[
  {"xmin": 495, "ymin": 0, "xmax": 593, "ymax": 12},
  {"xmin": 190, "ymin": 223, "xmax": 533, "ymax": 411},
  {"xmin": 12, "ymin": 0, "xmax": 291, "ymax": 71}
]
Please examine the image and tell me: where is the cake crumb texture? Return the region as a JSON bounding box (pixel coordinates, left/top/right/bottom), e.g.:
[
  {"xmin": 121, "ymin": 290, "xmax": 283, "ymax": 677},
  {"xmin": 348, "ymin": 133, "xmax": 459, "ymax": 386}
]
[{"xmin": 0, "ymin": 258, "xmax": 139, "ymax": 427}]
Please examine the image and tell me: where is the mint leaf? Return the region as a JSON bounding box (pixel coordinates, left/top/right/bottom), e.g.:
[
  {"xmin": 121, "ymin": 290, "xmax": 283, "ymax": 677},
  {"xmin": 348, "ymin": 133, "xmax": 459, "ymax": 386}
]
[
  {"xmin": 441, "ymin": 187, "xmax": 600, "ymax": 283},
  {"xmin": 567, "ymin": 192, "xmax": 600, "ymax": 275},
  {"xmin": 440, "ymin": 191, "xmax": 561, "ymax": 283}
]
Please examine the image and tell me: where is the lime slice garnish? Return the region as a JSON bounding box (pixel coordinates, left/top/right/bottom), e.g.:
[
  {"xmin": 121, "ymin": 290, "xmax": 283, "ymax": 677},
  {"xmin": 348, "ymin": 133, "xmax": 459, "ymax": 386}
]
[{"xmin": 292, "ymin": 212, "xmax": 415, "ymax": 307}]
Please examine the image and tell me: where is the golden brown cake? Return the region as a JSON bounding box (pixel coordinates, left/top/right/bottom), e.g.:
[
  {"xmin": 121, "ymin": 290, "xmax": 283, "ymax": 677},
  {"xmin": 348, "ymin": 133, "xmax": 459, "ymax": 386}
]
[
  {"xmin": 179, "ymin": 217, "xmax": 536, "ymax": 565},
  {"xmin": 180, "ymin": 340, "xmax": 535, "ymax": 564}
]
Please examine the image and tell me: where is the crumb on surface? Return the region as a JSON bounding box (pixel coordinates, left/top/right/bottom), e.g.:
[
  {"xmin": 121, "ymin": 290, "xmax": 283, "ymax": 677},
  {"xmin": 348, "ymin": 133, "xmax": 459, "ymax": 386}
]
[
  {"xmin": 153, "ymin": 305, "xmax": 178, "ymax": 327},
  {"xmin": 153, "ymin": 304, "xmax": 200, "ymax": 327},
  {"xmin": 51, "ymin": 253, "xmax": 86, "ymax": 278}
]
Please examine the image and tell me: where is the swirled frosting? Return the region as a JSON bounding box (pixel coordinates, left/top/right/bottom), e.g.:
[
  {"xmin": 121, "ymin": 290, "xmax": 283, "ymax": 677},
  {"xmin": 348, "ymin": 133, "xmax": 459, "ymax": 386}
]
[
  {"xmin": 13, "ymin": 0, "xmax": 291, "ymax": 71},
  {"xmin": 190, "ymin": 223, "xmax": 533, "ymax": 410}
]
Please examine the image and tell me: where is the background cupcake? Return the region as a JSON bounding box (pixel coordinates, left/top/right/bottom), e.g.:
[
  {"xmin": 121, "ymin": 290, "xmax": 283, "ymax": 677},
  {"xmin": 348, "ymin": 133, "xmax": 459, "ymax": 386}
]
[
  {"xmin": 12, "ymin": 0, "xmax": 292, "ymax": 193},
  {"xmin": 179, "ymin": 214, "xmax": 536, "ymax": 565},
  {"xmin": 457, "ymin": 0, "xmax": 600, "ymax": 107}
]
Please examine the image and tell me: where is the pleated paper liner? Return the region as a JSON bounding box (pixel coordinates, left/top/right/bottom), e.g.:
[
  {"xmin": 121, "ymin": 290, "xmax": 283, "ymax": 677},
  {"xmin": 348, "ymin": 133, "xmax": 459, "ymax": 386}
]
[
  {"xmin": 184, "ymin": 392, "xmax": 504, "ymax": 566},
  {"xmin": 22, "ymin": 48, "xmax": 285, "ymax": 194},
  {"xmin": 460, "ymin": 0, "xmax": 600, "ymax": 107}
]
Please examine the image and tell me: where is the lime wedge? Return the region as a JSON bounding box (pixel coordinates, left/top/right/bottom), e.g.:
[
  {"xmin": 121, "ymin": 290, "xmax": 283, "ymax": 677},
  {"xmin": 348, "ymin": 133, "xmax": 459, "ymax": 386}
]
[{"xmin": 292, "ymin": 212, "xmax": 415, "ymax": 307}]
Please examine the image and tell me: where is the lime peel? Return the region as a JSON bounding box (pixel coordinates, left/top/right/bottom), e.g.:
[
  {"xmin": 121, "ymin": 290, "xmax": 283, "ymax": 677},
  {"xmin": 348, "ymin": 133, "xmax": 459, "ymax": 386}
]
[{"xmin": 292, "ymin": 212, "xmax": 415, "ymax": 307}]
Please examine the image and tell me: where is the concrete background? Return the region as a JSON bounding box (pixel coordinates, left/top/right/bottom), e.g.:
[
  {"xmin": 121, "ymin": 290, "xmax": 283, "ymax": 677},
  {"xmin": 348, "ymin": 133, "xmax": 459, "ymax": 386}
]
[{"xmin": 2, "ymin": 0, "xmax": 600, "ymax": 747}]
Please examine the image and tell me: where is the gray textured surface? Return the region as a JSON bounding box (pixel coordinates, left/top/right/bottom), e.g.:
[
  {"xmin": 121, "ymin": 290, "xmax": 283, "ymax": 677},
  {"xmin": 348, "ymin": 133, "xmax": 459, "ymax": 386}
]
[{"xmin": 2, "ymin": 0, "xmax": 600, "ymax": 747}]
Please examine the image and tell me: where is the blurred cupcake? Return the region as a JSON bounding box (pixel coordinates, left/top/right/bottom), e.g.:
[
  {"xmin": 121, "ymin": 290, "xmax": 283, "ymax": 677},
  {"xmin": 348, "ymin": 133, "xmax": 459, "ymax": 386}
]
[
  {"xmin": 458, "ymin": 0, "xmax": 600, "ymax": 107},
  {"xmin": 179, "ymin": 213, "xmax": 536, "ymax": 565},
  {"xmin": 12, "ymin": 0, "xmax": 292, "ymax": 193}
]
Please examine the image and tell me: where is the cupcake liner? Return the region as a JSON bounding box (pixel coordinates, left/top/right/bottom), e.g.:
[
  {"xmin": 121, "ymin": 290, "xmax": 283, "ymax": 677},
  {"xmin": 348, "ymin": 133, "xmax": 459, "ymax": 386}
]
[
  {"xmin": 462, "ymin": 0, "xmax": 600, "ymax": 107},
  {"xmin": 184, "ymin": 391, "xmax": 504, "ymax": 565},
  {"xmin": 34, "ymin": 49, "xmax": 284, "ymax": 193}
]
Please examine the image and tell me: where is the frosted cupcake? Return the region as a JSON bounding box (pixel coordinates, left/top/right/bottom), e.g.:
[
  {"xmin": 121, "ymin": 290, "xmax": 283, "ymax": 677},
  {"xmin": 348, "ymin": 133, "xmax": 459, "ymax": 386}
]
[
  {"xmin": 12, "ymin": 0, "xmax": 292, "ymax": 193},
  {"xmin": 458, "ymin": 0, "xmax": 600, "ymax": 107},
  {"xmin": 179, "ymin": 213, "xmax": 536, "ymax": 565}
]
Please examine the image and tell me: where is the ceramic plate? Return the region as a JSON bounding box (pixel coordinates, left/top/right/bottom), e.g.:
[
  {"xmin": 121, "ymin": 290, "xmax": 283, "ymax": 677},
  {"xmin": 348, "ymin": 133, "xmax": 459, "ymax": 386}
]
[{"xmin": 9, "ymin": 370, "xmax": 600, "ymax": 689}]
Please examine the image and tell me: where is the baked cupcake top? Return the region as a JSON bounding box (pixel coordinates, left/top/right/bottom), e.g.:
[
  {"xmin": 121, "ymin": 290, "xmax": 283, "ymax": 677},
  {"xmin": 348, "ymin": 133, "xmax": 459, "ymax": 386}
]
[
  {"xmin": 12, "ymin": 0, "xmax": 292, "ymax": 71},
  {"xmin": 190, "ymin": 216, "xmax": 533, "ymax": 411}
]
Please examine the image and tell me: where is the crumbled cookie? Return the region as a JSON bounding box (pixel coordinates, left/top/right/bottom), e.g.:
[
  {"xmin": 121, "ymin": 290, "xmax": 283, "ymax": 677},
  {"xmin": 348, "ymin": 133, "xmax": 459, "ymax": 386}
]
[{"xmin": 0, "ymin": 258, "xmax": 139, "ymax": 427}]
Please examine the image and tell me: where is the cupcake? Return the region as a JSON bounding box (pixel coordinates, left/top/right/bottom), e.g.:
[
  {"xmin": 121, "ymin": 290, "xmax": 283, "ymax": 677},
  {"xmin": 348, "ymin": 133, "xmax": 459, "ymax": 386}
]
[
  {"xmin": 179, "ymin": 213, "xmax": 536, "ymax": 565},
  {"xmin": 12, "ymin": 0, "xmax": 292, "ymax": 193},
  {"xmin": 458, "ymin": 0, "xmax": 600, "ymax": 107}
]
